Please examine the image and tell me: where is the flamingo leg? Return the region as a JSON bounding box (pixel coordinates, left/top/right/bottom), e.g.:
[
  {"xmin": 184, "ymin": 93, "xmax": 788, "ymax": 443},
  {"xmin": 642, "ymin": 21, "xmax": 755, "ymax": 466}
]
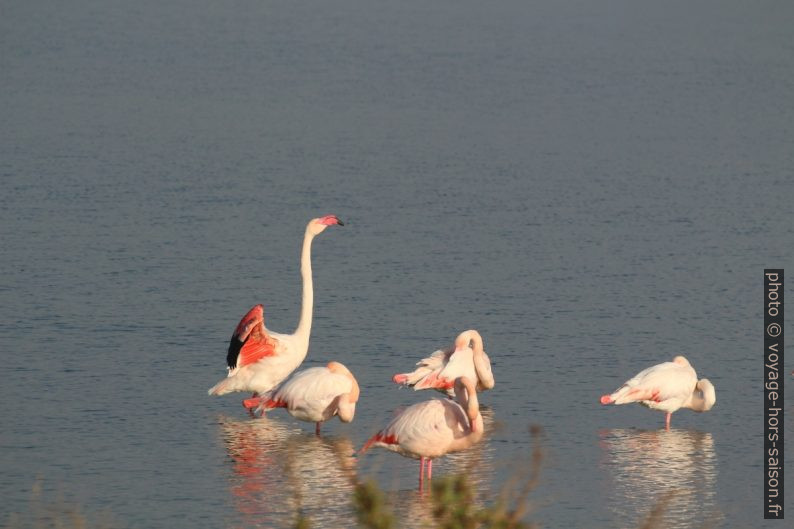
[
  {"xmin": 427, "ymin": 459, "xmax": 432, "ymax": 481},
  {"xmin": 315, "ymin": 422, "xmax": 322, "ymax": 436},
  {"xmin": 665, "ymin": 413, "xmax": 672, "ymax": 430},
  {"xmin": 419, "ymin": 457, "xmax": 426, "ymax": 490}
]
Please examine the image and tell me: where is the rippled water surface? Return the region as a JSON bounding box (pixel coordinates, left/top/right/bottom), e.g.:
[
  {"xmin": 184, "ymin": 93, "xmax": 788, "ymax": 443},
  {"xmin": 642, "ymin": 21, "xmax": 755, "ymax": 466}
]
[{"xmin": 2, "ymin": 1, "xmax": 793, "ymax": 527}]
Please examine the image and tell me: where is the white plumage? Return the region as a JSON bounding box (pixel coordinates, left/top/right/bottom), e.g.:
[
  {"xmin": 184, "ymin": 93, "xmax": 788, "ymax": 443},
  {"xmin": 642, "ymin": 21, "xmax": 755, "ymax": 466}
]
[
  {"xmin": 601, "ymin": 355, "xmax": 716, "ymax": 429},
  {"xmin": 361, "ymin": 376, "xmax": 483, "ymax": 488}
]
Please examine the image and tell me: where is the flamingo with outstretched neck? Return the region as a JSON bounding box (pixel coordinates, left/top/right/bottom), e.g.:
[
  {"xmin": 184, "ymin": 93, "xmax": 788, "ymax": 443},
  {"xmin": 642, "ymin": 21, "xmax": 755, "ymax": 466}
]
[
  {"xmin": 255, "ymin": 361, "xmax": 359, "ymax": 435},
  {"xmin": 600, "ymin": 355, "xmax": 716, "ymax": 429},
  {"xmin": 392, "ymin": 330, "xmax": 494, "ymax": 396},
  {"xmin": 360, "ymin": 376, "xmax": 484, "ymax": 490},
  {"xmin": 208, "ymin": 215, "xmax": 343, "ymax": 409}
]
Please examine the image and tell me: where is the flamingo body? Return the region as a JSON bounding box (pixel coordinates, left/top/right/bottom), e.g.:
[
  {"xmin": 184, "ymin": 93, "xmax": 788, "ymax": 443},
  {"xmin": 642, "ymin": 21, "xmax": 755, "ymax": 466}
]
[
  {"xmin": 393, "ymin": 330, "xmax": 494, "ymax": 396},
  {"xmin": 208, "ymin": 216, "xmax": 343, "ymax": 405},
  {"xmin": 256, "ymin": 362, "xmax": 359, "ymax": 431},
  {"xmin": 600, "ymin": 356, "xmax": 716, "ymax": 428}
]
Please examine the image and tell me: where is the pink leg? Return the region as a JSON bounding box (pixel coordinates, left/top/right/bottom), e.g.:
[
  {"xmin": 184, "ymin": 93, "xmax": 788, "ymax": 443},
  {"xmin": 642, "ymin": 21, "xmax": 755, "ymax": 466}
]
[
  {"xmin": 315, "ymin": 422, "xmax": 322, "ymax": 436},
  {"xmin": 665, "ymin": 413, "xmax": 671, "ymax": 430},
  {"xmin": 419, "ymin": 457, "xmax": 426, "ymax": 490},
  {"xmin": 427, "ymin": 459, "xmax": 432, "ymax": 481}
]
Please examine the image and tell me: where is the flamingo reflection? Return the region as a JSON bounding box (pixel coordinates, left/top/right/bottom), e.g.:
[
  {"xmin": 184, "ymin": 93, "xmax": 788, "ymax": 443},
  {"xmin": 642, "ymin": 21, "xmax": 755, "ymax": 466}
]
[
  {"xmin": 599, "ymin": 429, "xmax": 720, "ymax": 529},
  {"xmin": 218, "ymin": 415, "xmax": 358, "ymax": 527}
]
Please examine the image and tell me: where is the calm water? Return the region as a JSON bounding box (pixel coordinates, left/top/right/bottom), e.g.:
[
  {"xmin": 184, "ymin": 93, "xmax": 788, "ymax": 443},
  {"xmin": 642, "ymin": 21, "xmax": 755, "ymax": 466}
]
[{"xmin": 2, "ymin": 1, "xmax": 793, "ymax": 527}]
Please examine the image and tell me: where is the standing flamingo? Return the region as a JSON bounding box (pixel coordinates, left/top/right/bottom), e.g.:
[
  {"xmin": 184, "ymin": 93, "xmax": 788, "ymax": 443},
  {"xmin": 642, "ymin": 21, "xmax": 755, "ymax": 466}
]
[
  {"xmin": 360, "ymin": 376, "xmax": 483, "ymax": 489},
  {"xmin": 208, "ymin": 215, "xmax": 343, "ymax": 409},
  {"xmin": 392, "ymin": 330, "xmax": 494, "ymax": 397},
  {"xmin": 600, "ymin": 356, "xmax": 716, "ymax": 429},
  {"xmin": 255, "ymin": 361, "xmax": 359, "ymax": 435}
]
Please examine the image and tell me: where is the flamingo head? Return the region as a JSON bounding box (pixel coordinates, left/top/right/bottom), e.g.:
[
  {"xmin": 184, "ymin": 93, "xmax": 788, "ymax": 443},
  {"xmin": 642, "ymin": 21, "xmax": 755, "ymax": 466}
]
[
  {"xmin": 327, "ymin": 361, "xmax": 359, "ymax": 403},
  {"xmin": 328, "ymin": 361, "xmax": 358, "ymax": 423},
  {"xmin": 693, "ymin": 379, "xmax": 716, "ymax": 412},
  {"xmin": 308, "ymin": 215, "xmax": 344, "ymax": 235}
]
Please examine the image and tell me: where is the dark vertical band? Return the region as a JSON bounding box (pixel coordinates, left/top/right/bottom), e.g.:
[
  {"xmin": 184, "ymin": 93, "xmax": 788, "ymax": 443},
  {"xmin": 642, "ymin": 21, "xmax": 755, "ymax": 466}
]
[{"xmin": 764, "ymin": 269, "xmax": 784, "ymax": 519}]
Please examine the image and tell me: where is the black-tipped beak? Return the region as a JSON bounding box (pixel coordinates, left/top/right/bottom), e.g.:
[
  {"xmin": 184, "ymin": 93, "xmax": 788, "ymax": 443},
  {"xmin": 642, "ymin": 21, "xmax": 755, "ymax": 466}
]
[{"xmin": 336, "ymin": 219, "xmax": 345, "ymax": 226}]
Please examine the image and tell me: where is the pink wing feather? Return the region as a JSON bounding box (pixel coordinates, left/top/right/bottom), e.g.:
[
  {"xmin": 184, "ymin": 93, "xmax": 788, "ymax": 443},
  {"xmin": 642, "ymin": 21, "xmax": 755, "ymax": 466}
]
[{"xmin": 227, "ymin": 305, "xmax": 278, "ymax": 370}]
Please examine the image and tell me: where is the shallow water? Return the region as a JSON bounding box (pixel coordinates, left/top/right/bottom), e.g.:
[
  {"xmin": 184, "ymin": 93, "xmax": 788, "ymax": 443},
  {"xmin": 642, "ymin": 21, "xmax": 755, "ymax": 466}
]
[{"xmin": 2, "ymin": 1, "xmax": 793, "ymax": 527}]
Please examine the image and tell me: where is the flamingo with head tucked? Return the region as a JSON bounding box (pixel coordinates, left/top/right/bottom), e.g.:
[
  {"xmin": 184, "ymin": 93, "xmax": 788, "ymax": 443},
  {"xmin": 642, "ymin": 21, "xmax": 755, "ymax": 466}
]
[
  {"xmin": 255, "ymin": 361, "xmax": 359, "ymax": 435},
  {"xmin": 600, "ymin": 355, "xmax": 716, "ymax": 429},
  {"xmin": 392, "ymin": 330, "xmax": 494, "ymax": 397},
  {"xmin": 208, "ymin": 215, "xmax": 343, "ymax": 409},
  {"xmin": 360, "ymin": 376, "xmax": 483, "ymax": 489}
]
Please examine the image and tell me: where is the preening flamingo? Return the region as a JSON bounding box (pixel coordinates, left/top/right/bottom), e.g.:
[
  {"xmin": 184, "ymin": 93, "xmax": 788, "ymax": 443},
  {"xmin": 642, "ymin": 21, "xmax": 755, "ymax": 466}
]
[
  {"xmin": 360, "ymin": 376, "xmax": 484, "ymax": 489},
  {"xmin": 600, "ymin": 356, "xmax": 716, "ymax": 429},
  {"xmin": 392, "ymin": 330, "xmax": 494, "ymax": 397},
  {"xmin": 255, "ymin": 361, "xmax": 359, "ymax": 435},
  {"xmin": 208, "ymin": 215, "xmax": 343, "ymax": 409}
]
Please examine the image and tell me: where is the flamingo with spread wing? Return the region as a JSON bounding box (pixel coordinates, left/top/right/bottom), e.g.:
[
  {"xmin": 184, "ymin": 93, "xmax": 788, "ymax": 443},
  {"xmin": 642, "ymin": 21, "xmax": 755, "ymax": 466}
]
[{"xmin": 208, "ymin": 215, "xmax": 343, "ymax": 409}]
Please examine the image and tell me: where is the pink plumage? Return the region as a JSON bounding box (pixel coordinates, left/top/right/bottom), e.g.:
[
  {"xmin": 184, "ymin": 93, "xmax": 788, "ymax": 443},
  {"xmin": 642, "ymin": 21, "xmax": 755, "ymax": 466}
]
[{"xmin": 361, "ymin": 376, "xmax": 483, "ymax": 489}]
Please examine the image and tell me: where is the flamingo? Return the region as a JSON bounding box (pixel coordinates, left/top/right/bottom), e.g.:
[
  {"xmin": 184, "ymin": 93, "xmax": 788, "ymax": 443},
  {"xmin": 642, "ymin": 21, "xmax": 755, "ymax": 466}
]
[
  {"xmin": 392, "ymin": 330, "xmax": 494, "ymax": 397},
  {"xmin": 600, "ymin": 356, "xmax": 716, "ymax": 429},
  {"xmin": 360, "ymin": 376, "xmax": 483, "ymax": 489},
  {"xmin": 254, "ymin": 361, "xmax": 360, "ymax": 435},
  {"xmin": 208, "ymin": 215, "xmax": 343, "ymax": 409}
]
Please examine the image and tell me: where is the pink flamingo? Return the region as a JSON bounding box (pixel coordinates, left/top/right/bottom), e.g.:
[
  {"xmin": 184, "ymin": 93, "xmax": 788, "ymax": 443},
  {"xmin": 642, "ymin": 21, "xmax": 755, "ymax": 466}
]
[
  {"xmin": 392, "ymin": 330, "xmax": 494, "ymax": 397},
  {"xmin": 600, "ymin": 356, "xmax": 716, "ymax": 429},
  {"xmin": 208, "ymin": 215, "xmax": 343, "ymax": 409},
  {"xmin": 360, "ymin": 376, "xmax": 483, "ymax": 489},
  {"xmin": 255, "ymin": 361, "xmax": 360, "ymax": 435}
]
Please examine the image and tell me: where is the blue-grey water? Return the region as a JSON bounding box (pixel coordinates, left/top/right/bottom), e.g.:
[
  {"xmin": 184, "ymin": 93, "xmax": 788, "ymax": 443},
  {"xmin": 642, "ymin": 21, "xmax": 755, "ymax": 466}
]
[{"xmin": 2, "ymin": 1, "xmax": 792, "ymax": 527}]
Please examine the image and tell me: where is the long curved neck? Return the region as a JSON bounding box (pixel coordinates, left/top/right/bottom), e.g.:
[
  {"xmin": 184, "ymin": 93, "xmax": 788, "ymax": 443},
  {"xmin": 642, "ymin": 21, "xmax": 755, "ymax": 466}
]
[
  {"xmin": 467, "ymin": 330, "xmax": 495, "ymax": 389},
  {"xmin": 293, "ymin": 227, "xmax": 316, "ymax": 340},
  {"xmin": 454, "ymin": 377, "xmax": 481, "ymax": 432},
  {"xmin": 464, "ymin": 386, "xmax": 479, "ymax": 422}
]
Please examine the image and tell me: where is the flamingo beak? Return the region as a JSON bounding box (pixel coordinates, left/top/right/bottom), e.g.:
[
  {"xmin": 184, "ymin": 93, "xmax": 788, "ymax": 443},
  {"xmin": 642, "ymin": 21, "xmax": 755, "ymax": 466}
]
[{"xmin": 319, "ymin": 215, "xmax": 344, "ymax": 226}]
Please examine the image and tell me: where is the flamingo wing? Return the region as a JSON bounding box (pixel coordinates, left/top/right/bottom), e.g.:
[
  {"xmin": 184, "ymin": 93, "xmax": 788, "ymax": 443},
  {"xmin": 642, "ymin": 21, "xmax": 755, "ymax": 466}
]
[
  {"xmin": 394, "ymin": 347, "xmax": 454, "ymax": 388},
  {"xmin": 227, "ymin": 304, "xmax": 278, "ymax": 370}
]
